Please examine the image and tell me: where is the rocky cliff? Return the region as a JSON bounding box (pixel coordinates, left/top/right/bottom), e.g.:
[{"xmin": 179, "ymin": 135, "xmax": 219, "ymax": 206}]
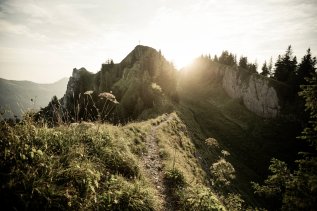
[
  {"xmin": 182, "ymin": 59, "xmax": 288, "ymax": 118},
  {"xmin": 218, "ymin": 65, "xmax": 283, "ymax": 118}
]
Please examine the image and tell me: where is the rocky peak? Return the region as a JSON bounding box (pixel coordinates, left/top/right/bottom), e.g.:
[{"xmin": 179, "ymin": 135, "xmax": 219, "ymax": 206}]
[
  {"xmin": 63, "ymin": 67, "xmax": 93, "ymax": 108},
  {"xmin": 120, "ymin": 45, "xmax": 159, "ymax": 67},
  {"xmin": 57, "ymin": 45, "xmax": 177, "ymax": 122}
]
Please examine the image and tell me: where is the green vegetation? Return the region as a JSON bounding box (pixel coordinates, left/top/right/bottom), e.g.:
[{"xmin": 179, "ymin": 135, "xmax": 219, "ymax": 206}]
[
  {"xmin": 0, "ymin": 116, "xmax": 155, "ymax": 210},
  {"xmin": 177, "ymin": 60, "xmax": 308, "ymax": 208},
  {"xmin": 2, "ymin": 44, "xmax": 316, "ymax": 210},
  {"xmin": 252, "ymin": 73, "xmax": 317, "ymax": 210},
  {"xmin": 0, "ymin": 112, "xmax": 225, "ymax": 210}
]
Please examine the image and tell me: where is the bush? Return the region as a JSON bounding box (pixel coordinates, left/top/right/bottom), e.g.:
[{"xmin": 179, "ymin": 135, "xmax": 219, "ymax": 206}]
[
  {"xmin": 177, "ymin": 186, "xmax": 225, "ymax": 211},
  {"xmin": 223, "ymin": 193, "xmax": 245, "ymax": 211},
  {"xmin": 164, "ymin": 168, "xmax": 186, "ymax": 188},
  {"xmin": 98, "ymin": 175, "xmax": 155, "ymax": 211},
  {"xmin": 210, "ymin": 158, "xmax": 235, "ymax": 186}
]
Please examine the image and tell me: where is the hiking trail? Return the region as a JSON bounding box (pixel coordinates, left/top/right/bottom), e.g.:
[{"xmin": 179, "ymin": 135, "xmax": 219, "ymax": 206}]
[{"xmin": 142, "ymin": 114, "xmax": 174, "ymax": 211}]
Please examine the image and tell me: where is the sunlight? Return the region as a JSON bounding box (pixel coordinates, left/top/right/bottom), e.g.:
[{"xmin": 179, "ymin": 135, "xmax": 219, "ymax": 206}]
[
  {"xmin": 162, "ymin": 48, "xmax": 197, "ymax": 70},
  {"xmin": 172, "ymin": 54, "xmax": 195, "ymax": 70}
]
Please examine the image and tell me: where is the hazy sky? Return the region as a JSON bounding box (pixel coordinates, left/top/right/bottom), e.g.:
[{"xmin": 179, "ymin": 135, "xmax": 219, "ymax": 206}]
[{"xmin": 0, "ymin": 0, "xmax": 316, "ymax": 83}]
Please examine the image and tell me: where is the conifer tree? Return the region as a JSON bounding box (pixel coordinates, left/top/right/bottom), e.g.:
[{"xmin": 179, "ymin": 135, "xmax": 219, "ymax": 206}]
[
  {"xmin": 273, "ymin": 45, "xmax": 297, "ymax": 83},
  {"xmin": 219, "ymin": 51, "xmax": 236, "ymax": 66},
  {"xmin": 252, "ymin": 71, "xmax": 317, "ymax": 210},
  {"xmin": 297, "ymin": 48, "xmax": 317, "ymax": 86},
  {"xmin": 238, "ymin": 56, "xmax": 248, "ymax": 69},
  {"xmin": 213, "ymin": 55, "xmax": 219, "ymax": 62},
  {"xmin": 248, "ymin": 62, "xmax": 257, "ymax": 73},
  {"xmin": 260, "ymin": 61, "xmax": 269, "ymax": 76},
  {"xmin": 268, "ymin": 57, "xmax": 273, "ymax": 77}
]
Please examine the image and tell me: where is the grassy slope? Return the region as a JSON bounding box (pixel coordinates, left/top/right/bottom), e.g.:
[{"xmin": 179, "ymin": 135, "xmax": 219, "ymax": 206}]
[
  {"xmin": 176, "ymin": 79, "xmax": 304, "ymax": 207},
  {"xmin": 0, "ymin": 113, "xmax": 225, "ymax": 210},
  {"xmin": 1, "ymin": 81, "xmax": 302, "ymax": 210}
]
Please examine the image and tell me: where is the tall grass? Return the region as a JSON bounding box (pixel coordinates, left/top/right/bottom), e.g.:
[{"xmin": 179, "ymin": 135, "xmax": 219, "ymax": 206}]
[
  {"xmin": 1, "ymin": 104, "xmax": 228, "ymax": 210},
  {"xmin": 0, "ymin": 115, "xmax": 156, "ymax": 210}
]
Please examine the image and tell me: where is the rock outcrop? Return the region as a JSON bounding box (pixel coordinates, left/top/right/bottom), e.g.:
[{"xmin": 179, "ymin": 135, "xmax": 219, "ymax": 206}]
[
  {"xmin": 219, "ymin": 66, "xmax": 281, "ymax": 118},
  {"xmin": 182, "ymin": 60, "xmax": 287, "ymax": 118}
]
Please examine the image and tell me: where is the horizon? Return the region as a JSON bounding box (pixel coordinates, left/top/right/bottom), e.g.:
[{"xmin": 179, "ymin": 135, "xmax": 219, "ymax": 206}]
[{"xmin": 1, "ymin": 0, "xmax": 317, "ymax": 83}]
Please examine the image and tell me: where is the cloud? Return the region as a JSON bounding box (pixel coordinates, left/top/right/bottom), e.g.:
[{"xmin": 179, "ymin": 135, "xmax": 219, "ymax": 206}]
[{"xmin": 0, "ymin": 0, "xmax": 316, "ymax": 82}]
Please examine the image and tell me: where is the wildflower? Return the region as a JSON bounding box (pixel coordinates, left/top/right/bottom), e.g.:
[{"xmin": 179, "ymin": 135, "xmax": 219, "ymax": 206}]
[
  {"xmin": 205, "ymin": 138, "xmax": 219, "ymax": 148},
  {"xmin": 151, "ymin": 83, "xmax": 162, "ymax": 92},
  {"xmin": 84, "ymin": 90, "xmax": 94, "ymax": 95},
  {"xmin": 221, "ymin": 150, "xmax": 230, "ymax": 157},
  {"xmin": 98, "ymin": 92, "xmax": 119, "ymax": 104}
]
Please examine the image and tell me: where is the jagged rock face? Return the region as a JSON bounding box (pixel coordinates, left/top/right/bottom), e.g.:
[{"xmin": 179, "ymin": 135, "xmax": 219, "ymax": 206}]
[
  {"xmin": 220, "ymin": 66, "xmax": 280, "ymax": 118},
  {"xmin": 182, "ymin": 60, "xmax": 284, "ymax": 118},
  {"xmin": 62, "ymin": 68, "xmax": 80, "ymax": 108},
  {"xmin": 62, "ymin": 67, "xmax": 94, "ymax": 109}
]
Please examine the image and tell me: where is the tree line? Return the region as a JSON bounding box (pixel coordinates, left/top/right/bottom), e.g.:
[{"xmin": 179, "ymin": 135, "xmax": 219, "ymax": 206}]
[{"xmin": 203, "ymin": 46, "xmax": 316, "ymax": 98}]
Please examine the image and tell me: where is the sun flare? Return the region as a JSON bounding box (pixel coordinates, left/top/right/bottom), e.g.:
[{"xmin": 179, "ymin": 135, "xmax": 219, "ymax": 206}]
[{"xmin": 165, "ymin": 50, "xmax": 196, "ymax": 70}]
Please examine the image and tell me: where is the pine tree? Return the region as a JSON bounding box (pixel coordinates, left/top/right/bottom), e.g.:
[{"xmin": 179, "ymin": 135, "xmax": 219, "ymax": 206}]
[
  {"xmin": 219, "ymin": 51, "xmax": 236, "ymax": 66},
  {"xmin": 260, "ymin": 61, "xmax": 269, "ymax": 76},
  {"xmin": 238, "ymin": 56, "xmax": 248, "ymax": 69},
  {"xmin": 252, "ymin": 71, "xmax": 317, "ymax": 210},
  {"xmin": 268, "ymin": 57, "xmax": 273, "ymax": 77},
  {"xmin": 273, "ymin": 45, "xmax": 297, "ymax": 83},
  {"xmin": 248, "ymin": 62, "xmax": 257, "ymax": 73},
  {"xmin": 297, "ymin": 48, "xmax": 317, "ymax": 86}
]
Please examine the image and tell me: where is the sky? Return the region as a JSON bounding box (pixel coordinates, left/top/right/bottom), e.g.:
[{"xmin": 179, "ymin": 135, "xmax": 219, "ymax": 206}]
[{"xmin": 0, "ymin": 0, "xmax": 316, "ymax": 83}]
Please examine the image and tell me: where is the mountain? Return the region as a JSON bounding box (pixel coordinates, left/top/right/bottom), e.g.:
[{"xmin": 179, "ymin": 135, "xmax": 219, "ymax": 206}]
[
  {"xmin": 57, "ymin": 45, "xmax": 178, "ymax": 123},
  {"xmin": 0, "ymin": 77, "xmax": 68, "ymax": 118},
  {"xmin": 1, "ymin": 45, "xmax": 308, "ymax": 210},
  {"xmin": 45, "ymin": 45, "xmax": 302, "ymax": 206}
]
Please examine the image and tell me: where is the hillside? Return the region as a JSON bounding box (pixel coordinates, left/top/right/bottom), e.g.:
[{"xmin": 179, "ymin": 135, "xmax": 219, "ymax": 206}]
[
  {"xmin": 0, "ymin": 113, "xmax": 226, "ymax": 210},
  {"xmin": 1, "ymin": 45, "xmax": 308, "ymax": 210},
  {"xmin": 0, "ymin": 77, "xmax": 68, "ymax": 119}
]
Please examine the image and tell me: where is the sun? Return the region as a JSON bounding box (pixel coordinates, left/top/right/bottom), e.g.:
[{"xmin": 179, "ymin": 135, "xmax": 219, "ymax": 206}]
[{"xmin": 168, "ymin": 51, "xmax": 196, "ymax": 70}]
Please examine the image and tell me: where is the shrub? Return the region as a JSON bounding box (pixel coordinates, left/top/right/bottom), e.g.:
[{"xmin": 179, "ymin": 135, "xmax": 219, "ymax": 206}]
[
  {"xmin": 98, "ymin": 175, "xmax": 155, "ymax": 211},
  {"xmin": 223, "ymin": 193, "xmax": 245, "ymax": 211},
  {"xmin": 210, "ymin": 158, "xmax": 236, "ymax": 186},
  {"xmin": 177, "ymin": 186, "xmax": 225, "ymax": 211},
  {"xmin": 164, "ymin": 168, "xmax": 186, "ymax": 188}
]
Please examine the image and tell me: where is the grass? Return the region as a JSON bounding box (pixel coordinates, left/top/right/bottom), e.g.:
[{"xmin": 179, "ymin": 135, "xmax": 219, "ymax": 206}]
[
  {"xmin": 0, "ymin": 112, "xmax": 226, "ymax": 210},
  {"xmin": 0, "ymin": 116, "xmax": 156, "ymax": 210},
  {"xmin": 176, "ymin": 76, "xmax": 305, "ymax": 208}
]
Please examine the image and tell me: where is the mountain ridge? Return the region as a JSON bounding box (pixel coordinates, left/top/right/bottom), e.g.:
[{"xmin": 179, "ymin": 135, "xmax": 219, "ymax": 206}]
[
  {"xmin": 0, "ymin": 77, "xmax": 69, "ymax": 118},
  {"xmin": 1, "ymin": 45, "xmax": 308, "ymax": 210},
  {"xmin": 52, "ymin": 46, "xmax": 302, "ymax": 207}
]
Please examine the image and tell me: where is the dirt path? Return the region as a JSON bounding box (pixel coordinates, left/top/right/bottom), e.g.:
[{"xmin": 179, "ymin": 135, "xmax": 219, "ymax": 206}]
[{"xmin": 142, "ymin": 114, "xmax": 174, "ymax": 211}]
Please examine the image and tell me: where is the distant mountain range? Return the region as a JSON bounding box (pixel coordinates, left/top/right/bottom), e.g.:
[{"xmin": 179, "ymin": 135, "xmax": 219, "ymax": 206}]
[{"xmin": 0, "ymin": 77, "xmax": 68, "ymax": 118}]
